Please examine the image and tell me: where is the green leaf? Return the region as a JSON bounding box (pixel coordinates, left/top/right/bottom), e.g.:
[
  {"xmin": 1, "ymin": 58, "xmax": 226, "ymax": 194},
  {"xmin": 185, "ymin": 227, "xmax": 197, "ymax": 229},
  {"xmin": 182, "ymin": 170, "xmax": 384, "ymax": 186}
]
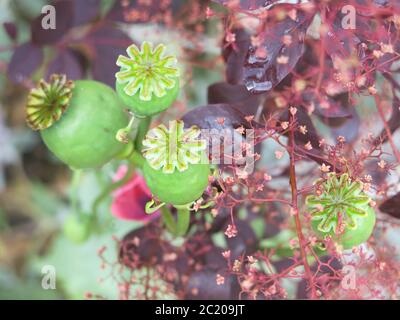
[{"xmin": 250, "ymin": 217, "xmax": 265, "ymax": 239}]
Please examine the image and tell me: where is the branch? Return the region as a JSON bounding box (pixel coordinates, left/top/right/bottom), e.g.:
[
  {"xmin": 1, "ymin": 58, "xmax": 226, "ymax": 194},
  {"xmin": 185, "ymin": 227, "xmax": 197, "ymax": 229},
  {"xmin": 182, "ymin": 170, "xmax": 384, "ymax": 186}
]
[{"xmin": 288, "ymin": 111, "xmax": 317, "ymax": 299}]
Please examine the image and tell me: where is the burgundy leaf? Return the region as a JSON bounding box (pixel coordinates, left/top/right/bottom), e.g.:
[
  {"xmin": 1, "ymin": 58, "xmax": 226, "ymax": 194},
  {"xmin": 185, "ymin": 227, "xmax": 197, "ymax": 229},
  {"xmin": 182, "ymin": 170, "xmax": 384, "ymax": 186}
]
[
  {"xmin": 208, "ymin": 207, "xmax": 231, "ymax": 233},
  {"xmin": 31, "ymin": 0, "xmax": 74, "ymax": 45},
  {"xmin": 182, "ymin": 103, "xmax": 261, "ymax": 131},
  {"xmin": 86, "ymin": 24, "xmax": 132, "ymax": 87},
  {"xmin": 204, "ymin": 246, "xmax": 228, "ymax": 270},
  {"xmin": 213, "ymin": 0, "xmax": 278, "ymax": 10},
  {"xmin": 323, "ymin": 8, "xmax": 362, "ymax": 60},
  {"xmin": 185, "ymin": 269, "xmax": 234, "ymax": 300},
  {"xmin": 170, "ymin": 252, "xmax": 191, "ymax": 275},
  {"xmin": 373, "ymin": 0, "xmax": 391, "ymax": 7},
  {"xmin": 182, "ymin": 104, "xmax": 261, "ymax": 166},
  {"xmin": 354, "ymin": 16, "xmax": 382, "ymax": 43},
  {"xmin": 279, "ymin": 107, "xmax": 334, "ymax": 167},
  {"xmin": 379, "ymin": 192, "xmax": 400, "ymax": 218},
  {"xmin": 71, "ymin": 0, "xmax": 101, "ymax": 26},
  {"xmin": 222, "ymin": 28, "xmax": 251, "ymax": 85},
  {"xmin": 364, "ymin": 160, "xmax": 388, "ymax": 185},
  {"xmin": 119, "ymin": 226, "xmax": 166, "ymax": 268},
  {"xmin": 207, "ymin": 82, "xmax": 261, "ymax": 115},
  {"xmin": 240, "ymin": 6, "xmax": 313, "ymax": 94},
  {"xmin": 356, "ymin": 0, "xmax": 400, "ymax": 15},
  {"xmin": 225, "ymin": 220, "xmax": 258, "ymax": 260},
  {"xmin": 302, "ymin": 90, "xmax": 353, "ymax": 121},
  {"xmin": 3, "ymin": 22, "xmax": 17, "ymax": 41},
  {"xmin": 330, "ymin": 107, "xmax": 360, "ymax": 143},
  {"xmin": 376, "ymin": 95, "xmax": 400, "ymax": 143},
  {"xmin": 45, "ymin": 48, "xmax": 84, "ymax": 80},
  {"xmin": 7, "ymin": 42, "xmax": 44, "ymax": 85},
  {"xmin": 279, "ymin": 107, "xmax": 321, "ymax": 151},
  {"xmin": 273, "ymin": 258, "xmax": 296, "ymax": 274}
]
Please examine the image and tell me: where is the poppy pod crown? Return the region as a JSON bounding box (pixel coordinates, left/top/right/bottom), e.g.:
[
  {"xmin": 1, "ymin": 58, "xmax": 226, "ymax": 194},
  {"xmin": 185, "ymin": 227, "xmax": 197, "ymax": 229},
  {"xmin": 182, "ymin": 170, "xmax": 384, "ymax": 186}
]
[
  {"xmin": 116, "ymin": 41, "xmax": 179, "ymax": 102},
  {"xmin": 142, "ymin": 120, "xmax": 207, "ymax": 174},
  {"xmin": 26, "ymin": 74, "xmax": 74, "ymax": 131}
]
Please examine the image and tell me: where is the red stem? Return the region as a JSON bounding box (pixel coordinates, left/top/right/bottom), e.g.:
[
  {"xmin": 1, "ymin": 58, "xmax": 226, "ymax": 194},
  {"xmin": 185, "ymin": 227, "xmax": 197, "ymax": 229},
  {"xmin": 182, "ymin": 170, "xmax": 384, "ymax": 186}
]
[{"xmin": 288, "ymin": 112, "xmax": 316, "ymax": 299}]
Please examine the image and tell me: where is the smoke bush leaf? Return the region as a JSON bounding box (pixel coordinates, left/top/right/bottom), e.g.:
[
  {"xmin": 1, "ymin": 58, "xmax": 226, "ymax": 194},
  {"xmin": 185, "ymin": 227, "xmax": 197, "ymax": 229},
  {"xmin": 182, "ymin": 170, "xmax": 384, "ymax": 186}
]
[
  {"xmin": 222, "ymin": 28, "xmax": 252, "ymax": 85},
  {"xmin": 45, "ymin": 49, "xmax": 84, "ymax": 80},
  {"xmin": 379, "ymin": 192, "xmax": 400, "ymax": 219},
  {"xmin": 7, "ymin": 42, "xmax": 43, "ymax": 84},
  {"xmin": 86, "ymin": 24, "xmax": 132, "ymax": 87},
  {"xmin": 71, "ymin": 0, "xmax": 101, "ymax": 27},
  {"xmin": 330, "ymin": 107, "xmax": 360, "ymax": 143},
  {"xmin": 376, "ymin": 95, "xmax": 400, "ymax": 143},
  {"xmin": 279, "ymin": 107, "xmax": 322, "ymax": 160},
  {"xmin": 208, "ymin": 82, "xmax": 261, "ymax": 115},
  {"xmin": 213, "ymin": 0, "xmax": 296, "ymax": 10},
  {"xmin": 182, "ymin": 104, "xmax": 261, "ymax": 130},
  {"xmin": 185, "ymin": 269, "xmax": 234, "ymax": 300},
  {"xmin": 3, "ymin": 22, "xmax": 17, "ymax": 41},
  {"xmin": 225, "ymin": 220, "xmax": 258, "ymax": 260},
  {"xmin": 323, "ymin": 8, "xmax": 362, "ymax": 61},
  {"xmin": 223, "ymin": 6, "xmax": 313, "ymax": 94},
  {"xmin": 302, "ymin": 90, "xmax": 353, "ymax": 121}
]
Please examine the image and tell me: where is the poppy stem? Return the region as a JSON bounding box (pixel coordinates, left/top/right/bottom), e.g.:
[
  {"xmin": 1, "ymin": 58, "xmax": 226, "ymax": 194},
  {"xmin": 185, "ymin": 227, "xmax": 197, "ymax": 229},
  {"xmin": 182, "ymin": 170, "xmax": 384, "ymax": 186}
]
[
  {"xmin": 70, "ymin": 169, "xmax": 83, "ymax": 215},
  {"xmin": 128, "ymin": 150, "xmax": 145, "ymax": 168},
  {"xmin": 160, "ymin": 206, "xmax": 177, "ymax": 235},
  {"xmin": 134, "ymin": 116, "xmax": 152, "ymax": 152},
  {"xmin": 91, "ymin": 164, "xmax": 135, "ymax": 226},
  {"xmin": 175, "ymin": 208, "xmax": 190, "ymax": 236}
]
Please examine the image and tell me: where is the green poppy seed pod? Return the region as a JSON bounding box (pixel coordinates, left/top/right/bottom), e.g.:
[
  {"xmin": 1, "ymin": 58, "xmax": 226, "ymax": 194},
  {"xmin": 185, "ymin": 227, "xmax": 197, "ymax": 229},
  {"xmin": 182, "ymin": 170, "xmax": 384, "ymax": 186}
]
[
  {"xmin": 115, "ymin": 42, "xmax": 180, "ymax": 117},
  {"xmin": 26, "ymin": 74, "xmax": 129, "ymax": 169},
  {"xmin": 142, "ymin": 120, "xmax": 210, "ymax": 205},
  {"xmin": 306, "ymin": 173, "xmax": 376, "ymax": 249}
]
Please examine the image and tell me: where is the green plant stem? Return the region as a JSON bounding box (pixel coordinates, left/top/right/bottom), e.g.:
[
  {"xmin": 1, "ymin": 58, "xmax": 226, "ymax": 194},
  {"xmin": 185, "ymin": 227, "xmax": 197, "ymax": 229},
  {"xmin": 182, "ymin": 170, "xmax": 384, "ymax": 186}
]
[
  {"xmin": 160, "ymin": 206, "xmax": 176, "ymax": 234},
  {"xmin": 70, "ymin": 169, "xmax": 83, "ymax": 215},
  {"xmin": 135, "ymin": 116, "xmax": 151, "ymax": 152},
  {"xmin": 117, "ymin": 113, "xmax": 149, "ymax": 166},
  {"xmin": 118, "ymin": 112, "xmax": 147, "ymax": 147},
  {"xmin": 160, "ymin": 205, "xmax": 191, "ymax": 237},
  {"xmin": 91, "ymin": 164, "xmax": 134, "ymax": 224},
  {"xmin": 176, "ymin": 208, "xmax": 190, "ymax": 236},
  {"xmin": 128, "ymin": 150, "xmax": 145, "ymax": 169}
]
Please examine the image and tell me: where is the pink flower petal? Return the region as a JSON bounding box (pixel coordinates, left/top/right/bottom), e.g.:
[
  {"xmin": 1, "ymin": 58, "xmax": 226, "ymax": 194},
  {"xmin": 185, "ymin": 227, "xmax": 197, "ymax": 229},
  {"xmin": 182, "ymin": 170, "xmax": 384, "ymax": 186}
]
[{"xmin": 111, "ymin": 166, "xmax": 159, "ymax": 222}]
